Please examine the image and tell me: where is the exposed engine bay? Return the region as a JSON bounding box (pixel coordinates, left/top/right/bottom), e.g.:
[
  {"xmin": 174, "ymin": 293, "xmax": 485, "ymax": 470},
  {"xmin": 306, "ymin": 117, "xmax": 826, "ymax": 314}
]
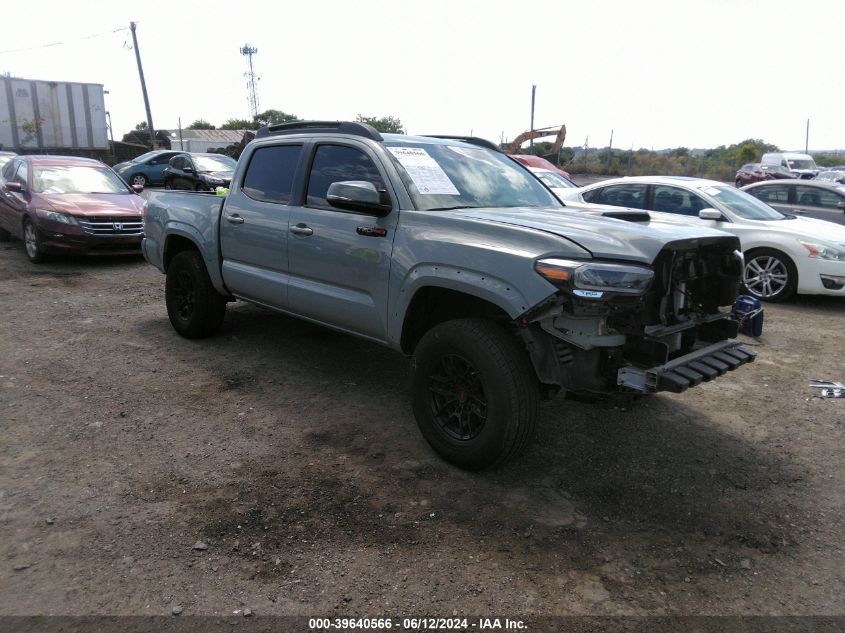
[{"xmin": 521, "ymin": 237, "xmax": 756, "ymax": 395}]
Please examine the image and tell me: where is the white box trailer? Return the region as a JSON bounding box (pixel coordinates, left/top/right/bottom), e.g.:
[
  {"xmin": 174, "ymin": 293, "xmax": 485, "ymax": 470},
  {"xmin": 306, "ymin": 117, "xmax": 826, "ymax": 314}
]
[{"xmin": 0, "ymin": 76, "xmax": 109, "ymax": 151}]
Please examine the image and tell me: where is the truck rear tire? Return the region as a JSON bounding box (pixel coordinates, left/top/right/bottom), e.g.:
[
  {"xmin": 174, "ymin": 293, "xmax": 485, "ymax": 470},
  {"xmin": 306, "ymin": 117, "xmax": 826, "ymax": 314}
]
[
  {"xmin": 411, "ymin": 318, "xmax": 539, "ymax": 470},
  {"xmin": 165, "ymin": 251, "xmax": 227, "ymax": 338}
]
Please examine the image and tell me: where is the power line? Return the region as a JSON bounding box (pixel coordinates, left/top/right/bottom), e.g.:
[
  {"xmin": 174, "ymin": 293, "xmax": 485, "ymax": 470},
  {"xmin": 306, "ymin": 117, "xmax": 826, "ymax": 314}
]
[{"xmin": 0, "ymin": 27, "xmax": 128, "ymax": 55}]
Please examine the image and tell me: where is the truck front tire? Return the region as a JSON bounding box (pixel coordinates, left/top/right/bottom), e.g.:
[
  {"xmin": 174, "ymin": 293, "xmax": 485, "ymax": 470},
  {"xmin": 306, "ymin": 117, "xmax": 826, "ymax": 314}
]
[
  {"xmin": 411, "ymin": 318, "xmax": 539, "ymax": 470},
  {"xmin": 165, "ymin": 251, "xmax": 227, "ymax": 338}
]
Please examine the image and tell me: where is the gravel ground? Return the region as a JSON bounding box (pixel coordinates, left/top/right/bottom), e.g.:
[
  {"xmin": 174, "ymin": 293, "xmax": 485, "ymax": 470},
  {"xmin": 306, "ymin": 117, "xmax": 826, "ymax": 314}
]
[{"xmin": 0, "ymin": 240, "xmax": 843, "ymax": 618}]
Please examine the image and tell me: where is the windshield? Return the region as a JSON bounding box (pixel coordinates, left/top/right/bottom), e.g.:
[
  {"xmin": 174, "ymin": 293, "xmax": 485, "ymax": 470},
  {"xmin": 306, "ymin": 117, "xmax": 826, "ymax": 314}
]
[
  {"xmin": 705, "ymin": 185, "xmax": 786, "ymax": 220},
  {"xmin": 32, "ymin": 166, "xmax": 131, "ymax": 194},
  {"xmin": 787, "ymin": 159, "xmax": 817, "ymax": 170},
  {"xmin": 193, "ymin": 155, "xmax": 236, "ymax": 172},
  {"xmin": 535, "ymin": 171, "xmax": 576, "ymax": 189},
  {"xmin": 385, "ymin": 141, "xmax": 561, "ymax": 211}
]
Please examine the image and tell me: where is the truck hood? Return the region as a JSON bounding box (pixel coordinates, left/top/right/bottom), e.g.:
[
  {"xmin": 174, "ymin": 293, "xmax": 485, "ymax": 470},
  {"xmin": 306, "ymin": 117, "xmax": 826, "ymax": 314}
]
[{"xmin": 450, "ymin": 206, "xmax": 736, "ymax": 264}]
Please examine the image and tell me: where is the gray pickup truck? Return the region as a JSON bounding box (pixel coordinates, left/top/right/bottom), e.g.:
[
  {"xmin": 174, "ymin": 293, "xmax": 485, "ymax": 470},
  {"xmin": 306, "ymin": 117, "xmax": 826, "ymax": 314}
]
[{"xmin": 142, "ymin": 121, "xmax": 755, "ymax": 470}]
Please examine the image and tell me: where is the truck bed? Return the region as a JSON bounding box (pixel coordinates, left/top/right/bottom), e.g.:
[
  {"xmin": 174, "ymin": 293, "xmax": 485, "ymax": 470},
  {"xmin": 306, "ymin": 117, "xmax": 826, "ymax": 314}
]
[{"xmin": 141, "ymin": 190, "xmax": 227, "ymax": 292}]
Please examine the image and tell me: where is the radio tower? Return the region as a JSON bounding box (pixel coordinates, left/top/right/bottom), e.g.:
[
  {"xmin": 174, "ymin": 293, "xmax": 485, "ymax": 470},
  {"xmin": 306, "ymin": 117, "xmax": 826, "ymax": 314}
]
[{"xmin": 240, "ymin": 44, "xmax": 260, "ymax": 118}]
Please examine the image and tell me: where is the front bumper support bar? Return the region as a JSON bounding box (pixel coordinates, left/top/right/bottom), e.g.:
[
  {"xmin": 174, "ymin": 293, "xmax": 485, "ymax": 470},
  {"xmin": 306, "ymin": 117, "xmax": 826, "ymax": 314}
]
[{"xmin": 617, "ymin": 340, "xmax": 756, "ymax": 394}]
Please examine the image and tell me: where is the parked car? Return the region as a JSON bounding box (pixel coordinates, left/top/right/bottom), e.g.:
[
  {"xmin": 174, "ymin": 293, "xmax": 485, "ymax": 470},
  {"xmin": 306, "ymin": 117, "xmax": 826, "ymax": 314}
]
[
  {"xmin": 163, "ymin": 153, "xmax": 237, "ymax": 191},
  {"xmin": 742, "ymin": 179, "xmax": 845, "ymax": 221},
  {"xmin": 528, "ymin": 167, "xmax": 577, "ymax": 196},
  {"xmin": 734, "ymin": 162, "xmax": 796, "ymax": 187},
  {"xmin": 0, "ymin": 155, "xmax": 146, "ymax": 263},
  {"xmin": 0, "ymin": 151, "xmax": 16, "ymax": 171},
  {"xmin": 509, "ymin": 154, "xmax": 571, "ymax": 179},
  {"xmin": 142, "ymin": 121, "xmax": 755, "ymax": 470},
  {"xmin": 760, "ymin": 152, "xmax": 820, "ymax": 179},
  {"xmin": 815, "ymin": 170, "xmax": 845, "ymax": 185},
  {"xmin": 112, "ymin": 150, "xmax": 185, "ymax": 187},
  {"xmin": 558, "ymin": 176, "xmax": 845, "ymax": 301}
]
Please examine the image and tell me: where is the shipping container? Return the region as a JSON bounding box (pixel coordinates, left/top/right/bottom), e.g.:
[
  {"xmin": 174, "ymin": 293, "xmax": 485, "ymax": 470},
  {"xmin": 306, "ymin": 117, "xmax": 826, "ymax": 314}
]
[{"xmin": 0, "ymin": 76, "xmax": 109, "ymax": 151}]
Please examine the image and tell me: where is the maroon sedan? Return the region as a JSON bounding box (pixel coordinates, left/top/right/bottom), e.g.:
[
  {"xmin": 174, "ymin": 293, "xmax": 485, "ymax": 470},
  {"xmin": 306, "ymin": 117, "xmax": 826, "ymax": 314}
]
[
  {"xmin": 0, "ymin": 155, "xmax": 146, "ymax": 263},
  {"xmin": 734, "ymin": 162, "xmax": 797, "ymax": 188}
]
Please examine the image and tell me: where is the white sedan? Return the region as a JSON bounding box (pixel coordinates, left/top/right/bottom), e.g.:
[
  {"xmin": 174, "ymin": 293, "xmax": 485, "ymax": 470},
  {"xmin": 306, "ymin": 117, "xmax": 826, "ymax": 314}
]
[{"xmin": 557, "ymin": 176, "xmax": 845, "ymax": 301}]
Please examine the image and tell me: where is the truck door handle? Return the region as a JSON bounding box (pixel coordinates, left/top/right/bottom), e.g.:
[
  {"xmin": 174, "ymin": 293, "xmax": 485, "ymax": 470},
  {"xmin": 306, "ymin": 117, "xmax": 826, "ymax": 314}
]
[
  {"xmin": 225, "ymin": 214, "xmax": 245, "ymax": 225},
  {"xmin": 290, "ymin": 223, "xmax": 313, "ymax": 236}
]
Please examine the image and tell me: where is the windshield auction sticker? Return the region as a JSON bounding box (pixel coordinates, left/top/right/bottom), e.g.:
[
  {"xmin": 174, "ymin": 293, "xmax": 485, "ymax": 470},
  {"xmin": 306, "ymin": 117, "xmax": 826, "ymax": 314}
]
[{"xmin": 388, "ymin": 147, "xmax": 459, "ymax": 195}]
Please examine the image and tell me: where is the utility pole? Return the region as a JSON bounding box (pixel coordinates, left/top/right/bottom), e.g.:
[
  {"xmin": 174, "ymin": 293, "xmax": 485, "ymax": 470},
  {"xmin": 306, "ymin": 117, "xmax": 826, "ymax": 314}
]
[
  {"xmin": 529, "ymin": 85, "xmax": 536, "ymax": 150},
  {"xmin": 178, "ymin": 117, "xmax": 184, "ymax": 151},
  {"xmin": 606, "ymin": 129, "xmax": 614, "ymax": 171},
  {"xmin": 805, "ymin": 118, "xmax": 810, "ymax": 153},
  {"xmin": 240, "ymin": 44, "xmax": 260, "ymax": 119},
  {"xmin": 130, "ymin": 22, "xmax": 156, "ymax": 150},
  {"xmin": 583, "ymin": 136, "xmax": 589, "ymax": 171}
]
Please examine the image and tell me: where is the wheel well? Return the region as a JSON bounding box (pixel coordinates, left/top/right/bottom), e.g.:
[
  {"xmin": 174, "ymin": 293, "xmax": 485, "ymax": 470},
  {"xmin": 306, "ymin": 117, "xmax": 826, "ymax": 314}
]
[
  {"xmin": 163, "ymin": 235, "xmax": 200, "ymax": 271},
  {"xmin": 400, "ymin": 287, "xmax": 513, "ymax": 354}
]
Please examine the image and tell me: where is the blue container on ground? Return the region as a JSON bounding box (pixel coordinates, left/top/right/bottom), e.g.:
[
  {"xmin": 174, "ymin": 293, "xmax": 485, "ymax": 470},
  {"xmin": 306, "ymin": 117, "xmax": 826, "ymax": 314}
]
[{"xmin": 733, "ymin": 294, "xmax": 764, "ymax": 337}]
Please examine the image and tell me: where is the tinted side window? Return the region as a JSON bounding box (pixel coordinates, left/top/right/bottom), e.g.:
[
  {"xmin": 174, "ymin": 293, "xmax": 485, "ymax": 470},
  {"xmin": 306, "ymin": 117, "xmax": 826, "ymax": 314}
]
[
  {"xmin": 795, "ymin": 186, "xmax": 840, "ymax": 209},
  {"xmin": 13, "ymin": 162, "xmax": 28, "ymax": 187},
  {"xmin": 751, "ymin": 184, "xmax": 790, "ymax": 203},
  {"xmin": 242, "ymin": 145, "xmax": 302, "ymax": 205},
  {"xmin": 306, "ymin": 145, "xmax": 384, "ymax": 209},
  {"xmin": 650, "ymin": 185, "xmax": 708, "ymax": 215},
  {"xmin": 585, "ymin": 184, "xmax": 647, "ymax": 209},
  {"xmin": 170, "ymin": 156, "xmax": 186, "ymax": 170},
  {"xmin": 1, "ymin": 159, "xmax": 17, "ymax": 181}
]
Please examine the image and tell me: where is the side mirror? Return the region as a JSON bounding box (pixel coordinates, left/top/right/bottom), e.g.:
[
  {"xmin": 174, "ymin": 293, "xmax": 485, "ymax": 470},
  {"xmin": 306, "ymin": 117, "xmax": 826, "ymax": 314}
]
[
  {"xmin": 326, "ymin": 181, "xmax": 391, "ymax": 216},
  {"xmin": 699, "ymin": 208, "xmax": 724, "ymax": 220},
  {"xmin": 4, "ymin": 181, "xmax": 23, "ymax": 193},
  {"xmin": 132, "ymin": 184, "xmax": 144, "ymax": 193}
]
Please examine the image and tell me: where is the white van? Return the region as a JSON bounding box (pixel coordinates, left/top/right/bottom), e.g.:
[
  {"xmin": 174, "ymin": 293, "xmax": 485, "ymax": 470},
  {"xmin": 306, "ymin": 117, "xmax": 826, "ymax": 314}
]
[{"xmin": 760, "ymin": 152, "xmax": 820, "ymax": 179}]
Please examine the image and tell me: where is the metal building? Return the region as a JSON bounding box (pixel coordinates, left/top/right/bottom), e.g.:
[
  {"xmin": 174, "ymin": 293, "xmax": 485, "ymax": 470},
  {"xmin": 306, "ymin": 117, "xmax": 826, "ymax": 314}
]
[{"xmin": 0, "ymin": 76, "xmax": 109, "ymax": 151}]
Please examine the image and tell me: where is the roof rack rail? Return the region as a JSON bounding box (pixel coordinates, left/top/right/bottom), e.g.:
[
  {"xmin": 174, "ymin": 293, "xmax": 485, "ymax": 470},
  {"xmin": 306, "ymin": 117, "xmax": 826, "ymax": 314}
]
[
  {"xmin": 255, "ymin": 120, "xmax": 383, "ymax": 141},
  {"xmin": 423, "ymin": 135, "xmax": 502, "ymax": 152}
]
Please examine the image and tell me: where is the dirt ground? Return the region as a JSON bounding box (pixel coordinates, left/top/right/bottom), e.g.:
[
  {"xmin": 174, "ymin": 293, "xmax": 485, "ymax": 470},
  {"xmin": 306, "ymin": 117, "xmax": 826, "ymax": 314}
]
[{"xmin": 0, "ymin": 240, "xmax": 843, "ymax": 619}]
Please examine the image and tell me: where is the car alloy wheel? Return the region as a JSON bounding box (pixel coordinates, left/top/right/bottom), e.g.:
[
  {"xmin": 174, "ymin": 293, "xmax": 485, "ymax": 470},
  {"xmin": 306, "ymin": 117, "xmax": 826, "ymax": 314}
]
[
  {"xmin": 131, "ymin": 174, "xmax": 147, "ymax": 187},
  {"xmin": 744, "ymin": 254, "xmax": 789, "ymax": 299},
  {"xmin": 23, "ymin": 221, "xmax": 44, "ymax": 262}
]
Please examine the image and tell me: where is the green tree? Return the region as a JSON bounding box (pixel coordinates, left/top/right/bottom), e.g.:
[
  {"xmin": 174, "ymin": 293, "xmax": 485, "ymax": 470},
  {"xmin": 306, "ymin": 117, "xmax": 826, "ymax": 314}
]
[
  {"xmin": 356, "ymin": 114, "xmax": 405, "ymax": 134},
  {"xmin": 253, "ymin": 109, "xmax": 298, "ymax": 127},
  {"xmin": 220, "ymin": 118, "xmax": 258, "ymax": 130},
  {"xmin": 134, "ymin": 121, "xmax": 147, "ymax": 130},
  {"xmin": 187, "ymin": 119, "xmax": 216, "ymax": 130}
]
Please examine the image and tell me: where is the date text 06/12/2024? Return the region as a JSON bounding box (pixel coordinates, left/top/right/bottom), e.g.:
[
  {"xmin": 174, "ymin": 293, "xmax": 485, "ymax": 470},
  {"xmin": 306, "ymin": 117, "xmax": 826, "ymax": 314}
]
[{"xmin": 308, "ymin": 617, "xmax": 527, "ymax": 630}]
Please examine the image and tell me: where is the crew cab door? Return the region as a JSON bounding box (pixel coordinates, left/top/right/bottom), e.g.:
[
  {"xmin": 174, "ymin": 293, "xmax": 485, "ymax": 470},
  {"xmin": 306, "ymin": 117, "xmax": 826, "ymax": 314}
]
[
  {"xmin": 286, "ymin": 141, "xmax": 398, "ymax": 342},
  {"xmin": 219, "ymin": 143, "xmax": 304, "ymax": 309}
]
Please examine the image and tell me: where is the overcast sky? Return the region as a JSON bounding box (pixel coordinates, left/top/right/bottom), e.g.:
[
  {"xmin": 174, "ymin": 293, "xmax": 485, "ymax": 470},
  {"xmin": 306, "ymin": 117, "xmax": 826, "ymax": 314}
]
[{"xmin": 2, "ymin": 0, "xmax": 842, "ymax": 151}]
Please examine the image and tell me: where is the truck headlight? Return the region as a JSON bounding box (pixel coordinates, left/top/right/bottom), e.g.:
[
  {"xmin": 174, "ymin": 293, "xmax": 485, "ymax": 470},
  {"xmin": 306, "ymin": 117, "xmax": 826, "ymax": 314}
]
[
  {"xmin": 799, "ymin": 240, "xmax": 845, "ymax": 261},
  {"xmin": 535, "ymin": 258, "xmax": 654, "ymax": 298},
  {"xmin": 35, "ymin": 208, "xmax": 78, "ymax": 225}
]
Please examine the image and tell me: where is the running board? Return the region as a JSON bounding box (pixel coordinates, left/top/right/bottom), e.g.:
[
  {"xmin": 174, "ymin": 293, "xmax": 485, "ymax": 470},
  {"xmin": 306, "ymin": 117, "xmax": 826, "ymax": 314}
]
[{"xmin": 617, "ymin": 340, "xmax": 757, "ymax": 393}]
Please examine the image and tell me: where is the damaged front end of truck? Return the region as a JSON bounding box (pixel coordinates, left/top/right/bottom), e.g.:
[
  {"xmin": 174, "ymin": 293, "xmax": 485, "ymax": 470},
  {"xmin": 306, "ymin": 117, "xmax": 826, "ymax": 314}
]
[{"xmin": 519, "ymin": 236, "xmax": 756, "ymax": 396}]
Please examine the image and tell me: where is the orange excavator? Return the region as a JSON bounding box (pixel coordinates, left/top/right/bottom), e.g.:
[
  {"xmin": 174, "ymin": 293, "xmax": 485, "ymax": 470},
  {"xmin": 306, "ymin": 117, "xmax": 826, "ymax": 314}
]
[{"xmin": 504, "ymin": 125, "xmax": 567, "ymax": 156}]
